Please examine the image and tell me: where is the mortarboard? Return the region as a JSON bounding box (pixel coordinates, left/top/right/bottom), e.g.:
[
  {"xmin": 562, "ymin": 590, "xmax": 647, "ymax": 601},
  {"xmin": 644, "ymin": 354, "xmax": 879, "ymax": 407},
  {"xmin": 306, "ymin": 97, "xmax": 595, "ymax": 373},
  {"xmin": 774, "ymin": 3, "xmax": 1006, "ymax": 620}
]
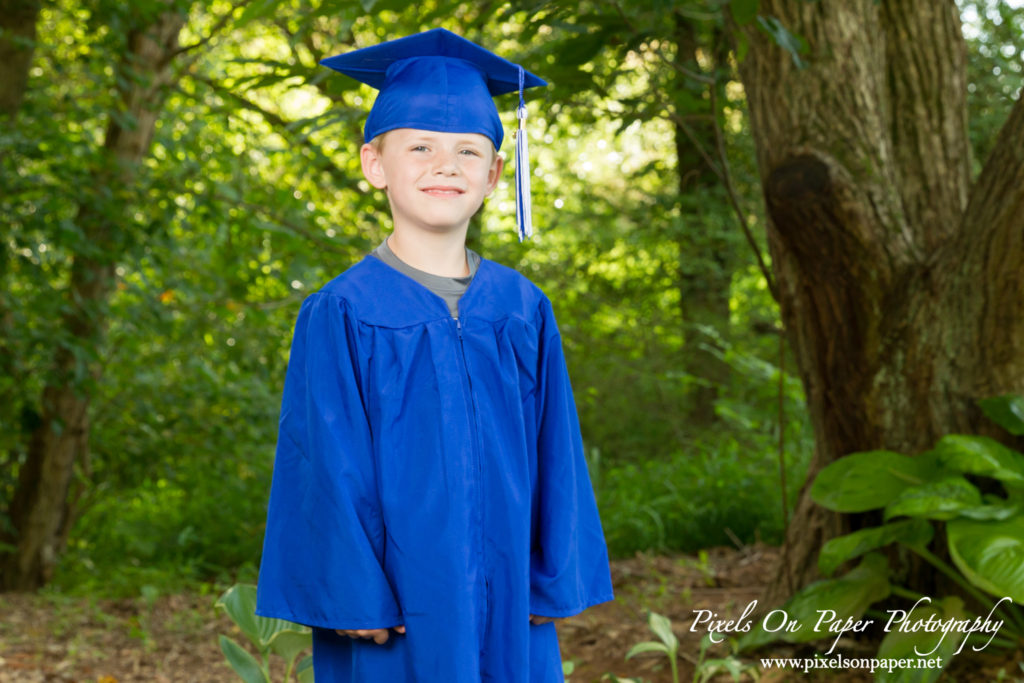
[{"xmin": 320, "ymin": 28, "xmax": 546, "ymax": 241}]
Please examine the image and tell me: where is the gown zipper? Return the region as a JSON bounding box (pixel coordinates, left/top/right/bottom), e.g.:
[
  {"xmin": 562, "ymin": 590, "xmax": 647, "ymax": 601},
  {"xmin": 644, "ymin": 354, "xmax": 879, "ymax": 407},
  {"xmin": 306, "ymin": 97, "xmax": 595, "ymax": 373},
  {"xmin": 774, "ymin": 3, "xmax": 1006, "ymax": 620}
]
[{"xmin": 455, "ymin": 317, "xmax": 489, "ymax": 651}]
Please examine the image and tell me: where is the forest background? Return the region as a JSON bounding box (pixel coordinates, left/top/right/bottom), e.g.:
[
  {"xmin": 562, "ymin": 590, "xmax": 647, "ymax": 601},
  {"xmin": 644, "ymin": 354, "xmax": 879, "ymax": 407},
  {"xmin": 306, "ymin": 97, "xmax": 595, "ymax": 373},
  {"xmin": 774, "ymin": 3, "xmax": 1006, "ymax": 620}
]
[{"xmin": 1, "ymin": 0, "xmax": 1023, "ymax": 677}]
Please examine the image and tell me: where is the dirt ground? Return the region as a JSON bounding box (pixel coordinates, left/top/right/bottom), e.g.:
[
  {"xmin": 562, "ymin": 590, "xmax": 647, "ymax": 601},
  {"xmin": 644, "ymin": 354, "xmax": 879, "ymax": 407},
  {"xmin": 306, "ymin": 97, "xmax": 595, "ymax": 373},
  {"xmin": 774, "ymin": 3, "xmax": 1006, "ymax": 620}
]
[{"xmin": 1, "ymin": 546, "xmax": 1021, "ymax": 682}]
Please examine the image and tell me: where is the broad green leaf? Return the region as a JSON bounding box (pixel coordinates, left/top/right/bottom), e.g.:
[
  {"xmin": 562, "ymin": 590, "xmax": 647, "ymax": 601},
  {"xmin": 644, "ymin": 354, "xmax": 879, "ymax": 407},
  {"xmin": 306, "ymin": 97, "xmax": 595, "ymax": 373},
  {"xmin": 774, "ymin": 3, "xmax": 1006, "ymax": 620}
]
[
  {"xmin": 647, "ymin": 611, "xmax": 678, "ymax": 651},
  {"xmin": 933, "ymin": 435, "xmax": 1024, "ymax": 484},
  {"xmin": 218, "ymin": 635, "xmax": 268, "ymax": 683},
  {"xmin": 215, "ymin": 584, "xmax": 310, "ymax": 656},
  {"xmin": 819, "ymin": 519, "xmax": 933, "ymax": 576},
  {"xmin": 268, "ymin": 628, "xmax": 312, "ymax": 665},
  {"xmin": 625, "ymin": 641, "xmax": 670, "ymax": 658},
  {"xmin": 216, "ymin": 585, "xmax": 261, "ymax": 648},
  {"xmin": 978, "ymin": 395, "xmax": 1024, "ymax": 436},
  {"xmin": 947, "ymin": 516, "xmax": 1024, "ymax": 602},
  {"xmin": 739, "ymin": 553, "xmax": 890, "ymax": 650},
  {"xmin": 875, "ymin": 596, "xmax": 964, "ymax": 682},
  {"xmin": 811, "ymin": 451, "xmax": 943, "ymax": 512},
  {"xmin": 956, "ymin": 500, "xmax": 1019, "ymax": 521},
  {"xmin": 258, "ymin": 617, "xmax": 310, "ymax": 653},
  {"xmin": 730, "ymin": 0, "xmax": 759, "ymax": 25},
  {"xmin": 883, "ymin": 476, "xmax": 982, "ymax": 521}
]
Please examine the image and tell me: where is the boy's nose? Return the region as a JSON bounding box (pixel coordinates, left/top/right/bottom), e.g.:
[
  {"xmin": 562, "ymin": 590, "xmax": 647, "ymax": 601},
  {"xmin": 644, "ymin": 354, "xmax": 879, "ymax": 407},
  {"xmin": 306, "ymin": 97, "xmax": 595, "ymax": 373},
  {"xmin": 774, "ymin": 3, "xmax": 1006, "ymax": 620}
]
[{"xmin": 433, "ymin": 151, "xmax": 459, "ymax": 175}]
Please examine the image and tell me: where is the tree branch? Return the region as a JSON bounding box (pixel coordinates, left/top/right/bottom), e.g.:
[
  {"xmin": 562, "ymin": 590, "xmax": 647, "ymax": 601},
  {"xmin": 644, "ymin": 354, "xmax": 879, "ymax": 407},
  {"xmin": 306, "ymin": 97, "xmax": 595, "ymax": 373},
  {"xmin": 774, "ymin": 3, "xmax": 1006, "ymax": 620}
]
[
  {"xmin": 169, "ymin": 0, "xmax": 250, "ymax": 63},
  {"xmin": 944, "ymin": 92, "xmax": 1024, "ymax": 390},
  {"xmin": 880, "ymin": 0, "xmax": 970, "ymax": 250},
  {"xmin": 185, "ymin": 72, "xmax": 362, "ymax": 194}
]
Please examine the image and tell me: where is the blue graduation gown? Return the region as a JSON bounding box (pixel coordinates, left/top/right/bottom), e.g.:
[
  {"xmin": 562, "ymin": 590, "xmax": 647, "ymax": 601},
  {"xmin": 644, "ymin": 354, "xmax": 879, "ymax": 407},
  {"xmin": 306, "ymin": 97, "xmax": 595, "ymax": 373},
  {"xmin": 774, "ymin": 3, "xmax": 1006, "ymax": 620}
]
[{"xmin": 256, "ymin": 255, "xmax": 613, "ymax": 682}]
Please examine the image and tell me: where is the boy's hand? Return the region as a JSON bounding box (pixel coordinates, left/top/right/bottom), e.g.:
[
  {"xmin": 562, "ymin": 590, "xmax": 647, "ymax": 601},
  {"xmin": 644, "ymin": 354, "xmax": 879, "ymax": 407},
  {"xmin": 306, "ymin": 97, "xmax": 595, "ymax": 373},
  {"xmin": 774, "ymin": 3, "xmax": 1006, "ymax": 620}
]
[
  {"xmin": 529, "ymin": 615, "xmax": 555, "ymax": 625},
  {"xmin": 335, "ymin": 625, "xmax": 406, "ymax": 644}
]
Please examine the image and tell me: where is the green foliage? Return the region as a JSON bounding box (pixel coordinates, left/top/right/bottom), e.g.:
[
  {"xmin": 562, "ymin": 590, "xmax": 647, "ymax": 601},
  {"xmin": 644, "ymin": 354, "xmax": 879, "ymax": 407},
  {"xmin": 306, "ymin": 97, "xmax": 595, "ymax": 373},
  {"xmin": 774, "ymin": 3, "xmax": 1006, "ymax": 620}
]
[
  {"xmin": 875, "ymin": 597, "xmax": 969, "ymax": 683},
  {"xmin": 11, "ymin": 0, "xmax": 1011, "ymax": 599},
  {"xmin": 615, "ymin": 614, "xmax": 758, "ymax": 683},
  {"xmin": 215, "ymin": 583, "xmax": 313, "ymax": 683},
  {"xmin": 596, "ymin": 435, "xmax": 795, "ymax": 557},
  {"xmin": 818, "ymin": 519, "xmax": 932, "ymax": 577},
  {"xmin": 961, "ymin": 0, "xmax": 1024, "ymax": 172},
  {"xmin": 0, "ymin": 0, "xmax": 806, "ymax": 590},
  {"xmin": 693, "ymin": 633, "xmax": 760, "ymax": 683},
  {"xmin": 810, "ymin": 450, "xmax": 943, "ymax": 513},
  {"xmin": 625, "ymin": 612, "xmax": 681, "ymax": 683},
  {"xmin": 947, "ymin": 517, "xmax": 1024, "ymax": 603},
  {"xmin": 740, "ymin": 553, "xmax": 891, "ymax": 650},
  {"xmin": 740, "ymin": 395, "xmax": 1024, "ymax": 680}
]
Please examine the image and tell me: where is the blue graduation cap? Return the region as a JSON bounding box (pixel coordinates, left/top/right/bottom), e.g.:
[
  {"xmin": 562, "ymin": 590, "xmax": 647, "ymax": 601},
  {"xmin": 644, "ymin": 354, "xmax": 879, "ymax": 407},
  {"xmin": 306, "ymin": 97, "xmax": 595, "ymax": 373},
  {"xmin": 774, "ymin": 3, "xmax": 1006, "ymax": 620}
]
[{"xmin": 320, "ymin": 28, "xmax": 547, "ymax": 241}]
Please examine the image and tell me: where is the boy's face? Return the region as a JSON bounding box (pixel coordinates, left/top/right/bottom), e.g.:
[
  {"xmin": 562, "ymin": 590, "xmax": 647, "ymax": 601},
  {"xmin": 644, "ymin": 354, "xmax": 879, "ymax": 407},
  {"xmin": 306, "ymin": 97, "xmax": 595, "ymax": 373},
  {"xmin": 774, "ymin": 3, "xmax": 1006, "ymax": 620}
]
[{"xmin": 360, "ymin": 128, "xmax": 504, "ymax": 236}]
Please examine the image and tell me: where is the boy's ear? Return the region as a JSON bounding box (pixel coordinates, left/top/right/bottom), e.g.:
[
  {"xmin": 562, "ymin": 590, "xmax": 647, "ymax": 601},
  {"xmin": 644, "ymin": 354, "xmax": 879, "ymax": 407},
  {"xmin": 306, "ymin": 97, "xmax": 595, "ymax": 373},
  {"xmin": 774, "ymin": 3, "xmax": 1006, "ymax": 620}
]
[
  {"xmin": 360, "ymin": 143, "xmax": 388, "ymax": 189},
  {"xmin": 485, "ymin": 153, "xmax": 505, "ymax": 195}
]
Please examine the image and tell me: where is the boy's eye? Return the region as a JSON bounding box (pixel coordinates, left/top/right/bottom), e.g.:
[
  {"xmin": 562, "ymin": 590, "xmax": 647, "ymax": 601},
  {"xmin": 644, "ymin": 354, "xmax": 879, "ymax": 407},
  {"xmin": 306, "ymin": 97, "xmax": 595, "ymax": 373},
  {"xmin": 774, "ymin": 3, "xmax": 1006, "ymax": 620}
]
[
  {"xmin": 459, "ymin": 148, "xmax": 481, "ymax": 156},
  {"xmin": 411, "ymin": 145, "xmax": 429, "ymax": 152}
]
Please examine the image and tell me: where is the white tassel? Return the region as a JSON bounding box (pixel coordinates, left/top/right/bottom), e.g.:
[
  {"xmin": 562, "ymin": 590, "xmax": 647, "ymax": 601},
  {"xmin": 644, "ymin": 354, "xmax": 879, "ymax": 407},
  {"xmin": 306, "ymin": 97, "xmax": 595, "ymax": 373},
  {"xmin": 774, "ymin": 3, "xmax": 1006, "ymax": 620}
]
[{"xmin": 515, "ymin": 104, "xmax": 532, "ymax": 241}]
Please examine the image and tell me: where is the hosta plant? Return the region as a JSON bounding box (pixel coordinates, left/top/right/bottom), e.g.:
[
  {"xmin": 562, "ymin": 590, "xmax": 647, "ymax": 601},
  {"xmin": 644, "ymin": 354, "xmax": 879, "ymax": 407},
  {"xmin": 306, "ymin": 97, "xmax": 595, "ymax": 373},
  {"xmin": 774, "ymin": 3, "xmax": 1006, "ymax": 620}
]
[
  {"xmin": 738, "ymin": 395, "xmax": 1024, "ymax": 682},
  {"xmin": 216, "ymin": 583, "xmax": 314, "ymax": 683}
]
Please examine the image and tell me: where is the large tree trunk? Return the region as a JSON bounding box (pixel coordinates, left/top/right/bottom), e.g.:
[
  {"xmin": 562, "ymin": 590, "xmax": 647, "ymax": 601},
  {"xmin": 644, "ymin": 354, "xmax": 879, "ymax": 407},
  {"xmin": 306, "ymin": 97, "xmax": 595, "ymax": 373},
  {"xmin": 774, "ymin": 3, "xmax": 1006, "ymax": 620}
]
[
  {"xmin": 1, "ymin": 9, "xmax": 186, "ymax": 591},
  {"xmin": 732, "ymin": 0, "xmax": 1024, "ymax": 605},
  {"xmin": 0, "ymin": 0, "xmax": 41, "ymax": 119}
]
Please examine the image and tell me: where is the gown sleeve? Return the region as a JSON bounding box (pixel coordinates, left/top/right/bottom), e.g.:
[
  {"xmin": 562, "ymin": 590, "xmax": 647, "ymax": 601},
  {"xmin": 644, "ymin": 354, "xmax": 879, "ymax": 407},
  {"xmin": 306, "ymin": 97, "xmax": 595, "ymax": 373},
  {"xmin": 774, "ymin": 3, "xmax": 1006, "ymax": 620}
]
[
  {"xmin": 255, "ymin": 291, "xmax": 402, "ymax": 629},
  {"xmin": 529, "ymin": 298, "xmax": 615, "ymax": 618}
]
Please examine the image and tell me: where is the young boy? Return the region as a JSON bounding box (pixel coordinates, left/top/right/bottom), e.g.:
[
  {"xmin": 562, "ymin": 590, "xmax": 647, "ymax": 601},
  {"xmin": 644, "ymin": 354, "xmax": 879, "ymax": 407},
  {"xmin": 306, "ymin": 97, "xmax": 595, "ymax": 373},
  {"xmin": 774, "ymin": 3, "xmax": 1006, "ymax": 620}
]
[{"xmin": 255, "ymin": 28, "xmax": 613, "ymax": 682}]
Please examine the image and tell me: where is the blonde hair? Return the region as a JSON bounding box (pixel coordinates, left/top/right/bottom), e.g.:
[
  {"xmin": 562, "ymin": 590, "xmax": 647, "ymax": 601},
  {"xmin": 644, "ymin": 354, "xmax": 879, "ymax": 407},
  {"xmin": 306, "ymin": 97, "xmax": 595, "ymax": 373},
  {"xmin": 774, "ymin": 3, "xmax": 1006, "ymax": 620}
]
[{"xmin": 368, "ymin": 131, "xmax": 389, "ymax": 153}]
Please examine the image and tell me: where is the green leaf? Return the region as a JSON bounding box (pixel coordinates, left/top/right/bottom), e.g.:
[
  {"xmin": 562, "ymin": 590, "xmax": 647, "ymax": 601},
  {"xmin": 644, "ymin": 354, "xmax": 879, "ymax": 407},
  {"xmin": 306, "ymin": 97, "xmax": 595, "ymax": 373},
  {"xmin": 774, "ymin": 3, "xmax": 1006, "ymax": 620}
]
[
  {"xmin": 647, "ymin": 611, "xmax": 678, "ymax": 651},
  {"xmin": 233, "ymin": 0, "xmax": 279, "ymax": 30},
  {"xmin": 811, "ymin": 450, "xmax": 943, "ymax": 512},
  {"xmin": 554, "ymin": 31, "xmax": 611, "ymax": 68},
  {"xmin": 215, "ymin": 584, "xmax": 311, "ymax": 658},
  {"xmin": 216, "ymin": 585, "xmax": 261, "ymax": 648},
  {"xmin": 819, "ymin": 519, "xmax": 933, "ymax": 576},
  {"xmin": 739, "ymin": 553, "xmax": 890, "ymax": 651},
  {"xmin": 947, "ymin": 516, "xmax": 1024, "ymax": 602},
  {"xmin": 258, "ymin": 617, "xmax": 310, "ymax": 654},
  {"xmin": 883, "ymin": 476, "xmax": 982, "ymax": 521},
  {"xmin": 956, "ymin": 500, "xmax": 1020, "ymax": 521},
  {"xmin": 933, "ymin": 434, "xmax": 1024, "ymax": 484},
  {"xmin": 625, "ymin": 641, "xmax": 670, "ymax": 658},
  {"xmin": 978, "ymin": 395, "xmax": 1024, "ymax": 436},
  {"xmin": 268, "ymin": 628, "xmax": 312, "ymax": 665},
  {"xmin": 730, "ymin": 0, "xmax": 759, "ymax": 25},
  {"xmin": 734, "ymin": 30, "xmax": 750, "ymax": 63},
  {"xmin": 218, "ymin": 635, "xmax": 269, "ymax": 683},
  {"xmin": 875, "ymin": 596, "xmax": 964, "ymax": 682},
  {"xmin": 296, "ymin": 654, "xmax": 314, "ymax": 683}
]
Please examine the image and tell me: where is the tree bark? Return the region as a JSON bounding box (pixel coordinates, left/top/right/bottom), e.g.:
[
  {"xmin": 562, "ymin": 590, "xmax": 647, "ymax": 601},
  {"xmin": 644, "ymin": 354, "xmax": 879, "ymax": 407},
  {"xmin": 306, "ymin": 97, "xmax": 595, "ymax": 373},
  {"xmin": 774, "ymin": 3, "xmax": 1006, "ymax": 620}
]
[
  {"xmin": 732, "ymin": 0, "xmax": 1024, "ymax": 605},
  {"xmin": 0, "ymin": 0, "xmax": 41, "ymax": 119},
  {"xmin": 1, "ymin": 8, "xmax": 187, "ymax": 592}
]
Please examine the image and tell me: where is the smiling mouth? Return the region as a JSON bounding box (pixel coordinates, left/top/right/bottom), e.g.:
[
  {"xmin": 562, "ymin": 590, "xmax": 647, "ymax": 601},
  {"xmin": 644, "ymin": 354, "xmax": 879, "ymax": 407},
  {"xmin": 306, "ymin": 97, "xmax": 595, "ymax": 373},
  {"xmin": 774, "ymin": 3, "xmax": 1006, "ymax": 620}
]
[{"xmin": 421, "ymin": 187, "xmax": 465, "ymax": 197}]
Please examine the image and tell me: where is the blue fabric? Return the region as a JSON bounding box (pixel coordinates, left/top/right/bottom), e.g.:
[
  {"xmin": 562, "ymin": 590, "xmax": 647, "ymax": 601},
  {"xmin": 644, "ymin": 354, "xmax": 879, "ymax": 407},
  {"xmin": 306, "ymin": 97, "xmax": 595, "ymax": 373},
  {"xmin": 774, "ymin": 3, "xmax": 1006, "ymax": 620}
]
[
  {"xmin": 256, "ymin": 256, "xmax": 614, "ymax": 682},
  {"xmin": 319, "ymin": 28, "xmax": 546, "ymax": 150}
]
